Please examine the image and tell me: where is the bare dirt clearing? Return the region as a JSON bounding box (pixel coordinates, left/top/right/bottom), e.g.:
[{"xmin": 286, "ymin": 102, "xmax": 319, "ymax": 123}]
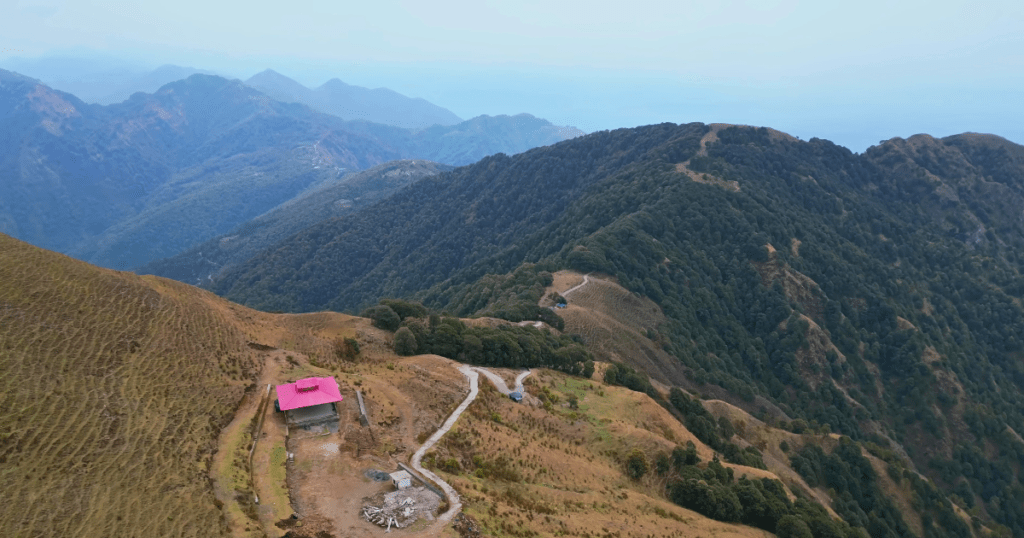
[{"xmin": 233, "ymin": 351, "xmax": 471, "ymax": 538}]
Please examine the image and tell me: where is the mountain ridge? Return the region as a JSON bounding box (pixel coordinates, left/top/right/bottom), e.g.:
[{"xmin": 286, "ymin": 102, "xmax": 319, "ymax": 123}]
[
  {"xmin": 1, "ymin": 69, "xmax": 581, "ymax": 270},
  {"xmin": 205, "ymin": 122, "xmax": 1024, "ymax": 535},
  {"xmin": 140, "ymin": 159, "xmax": 455, "ymax": 285},
  {"xmin": 245, "ymin": 68, "xmax": 463, "ymax": 129}
]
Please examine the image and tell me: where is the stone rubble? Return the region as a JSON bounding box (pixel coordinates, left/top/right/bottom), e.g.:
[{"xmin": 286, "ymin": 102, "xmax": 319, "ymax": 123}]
[{"xmin": 361, "ymin": 486, "xmax": 440, "ymax": 531}]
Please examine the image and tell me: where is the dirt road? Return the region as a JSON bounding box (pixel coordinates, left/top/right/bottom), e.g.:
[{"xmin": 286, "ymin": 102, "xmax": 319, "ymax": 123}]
[
  {"xmin": 409, "ymin": 364, "xmax": 532, "ymax": 534},
  {"xmin": 411, "ymin": 364, "xmax": 478, "ymax": 531},
  {"xmin": 562, "ymin": 274, "xmax": 591, "ymax": 297},
  {"xmin": 472, "ymin": 367, "xmax": 531, "ymax": 395}
]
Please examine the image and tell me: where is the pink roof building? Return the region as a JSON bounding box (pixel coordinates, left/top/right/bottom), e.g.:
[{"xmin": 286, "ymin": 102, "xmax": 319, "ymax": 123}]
[{"xmin": 275, "ymin": 376, "xmax": 344, "ymax": 411}]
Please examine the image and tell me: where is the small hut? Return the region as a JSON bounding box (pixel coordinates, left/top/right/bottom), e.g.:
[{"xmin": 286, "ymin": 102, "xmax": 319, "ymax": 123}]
[
  {"xmin": 390, "ymin": 470, "xmax": 413, "ymax": 490},
  {"xmin": 275, "ymin": 377, "xmax": 344, "ymax": 428}
]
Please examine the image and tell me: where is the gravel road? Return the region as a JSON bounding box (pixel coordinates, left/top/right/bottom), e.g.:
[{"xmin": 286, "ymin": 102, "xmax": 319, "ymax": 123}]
[{"xmin": 408, "ymin": 364, "xmax": 532, "ymax": 534}]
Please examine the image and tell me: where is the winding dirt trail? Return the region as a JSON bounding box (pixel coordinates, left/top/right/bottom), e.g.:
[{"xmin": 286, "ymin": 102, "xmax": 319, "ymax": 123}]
[
  {"xmin": 513, "ymin": 370, "xmax": 531, "ymax": 393},
  {"xmin": 410, "ymin": 365, "xmax": 478, "ymax": 532},
  {"xmin": 409, "ymin": 364, "xmax": 532, "ymax": 534},
  {"xmin": 562, "ymin": 274, "xmax": 591, "ymax": 297}
]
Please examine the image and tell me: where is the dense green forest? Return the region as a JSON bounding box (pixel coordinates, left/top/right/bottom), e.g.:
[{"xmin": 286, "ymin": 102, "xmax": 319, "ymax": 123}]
[
  {"xmin": 211, "ymin": 123, "xmax": 1024, "ymax": 536},
  {"xmin": 361, "ymin": 298, "xmax": 594, "ymax": 376},
  {"xmin": 140, "ymin": 160, "xmax": 453, "ymax": 285}
]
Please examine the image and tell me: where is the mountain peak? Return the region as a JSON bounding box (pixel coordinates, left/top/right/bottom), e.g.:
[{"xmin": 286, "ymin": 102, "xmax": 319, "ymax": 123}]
[
  {"xmin": 318, "ymin": 78, "xmax": 352, "ymax": 91},
  {"xmin": 151, "ymin": 73, "xmax": 241, "ymax": 98},
  {"xmin": 247, "ymin": 68, "xmax": 299, "ymax": 85},
  {"xmin": 244, "ymin": 69, "xmax": 313, "ymax": 104}
]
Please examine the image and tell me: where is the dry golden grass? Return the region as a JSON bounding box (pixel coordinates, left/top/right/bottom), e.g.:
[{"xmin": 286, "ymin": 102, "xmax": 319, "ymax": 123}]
[
  {"xmin": 424, "ymin": 369, "xmax": 780, "ymax": 538},
  {"xmin": 671, "ymin": 124, "xmax": 741, "ymax": 192},
  {"xmin": 752, "ymin": 247, "xmax": 826, "ymax": 322},
  {"xmin": 0, "ymin": 234, "xmax": 355, "ymax": 538},
  {"xmin": 673, "ymin": 162, "xmax": 741, "ymax": 192},
  {"xmin": 0, "ymin": 232, "xmax": 861, "ymax": 538},
  {"xmin": 548, "ymin": 271, "xmax": 687, "ymax": 387},
  {"xmin": 698, "ymin": 399, "xmax": 840, "ymax": 519}
]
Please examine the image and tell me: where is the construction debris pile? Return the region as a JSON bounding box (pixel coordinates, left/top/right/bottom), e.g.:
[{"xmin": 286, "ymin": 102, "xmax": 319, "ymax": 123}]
[
  {"xmin": 362, "ymin": 487, "xmax": 441, "ymax": 531},
  {"xmin": 453, "ymin": 513, "xmax": 482, "ymax": 538}
]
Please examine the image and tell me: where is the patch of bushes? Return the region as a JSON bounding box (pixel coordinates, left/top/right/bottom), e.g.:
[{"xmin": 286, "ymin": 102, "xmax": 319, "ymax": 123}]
[
  {"xmin": 668, "ymin": 387, "xmax": 766, "ymax": 469},
  {"xmin": 362, "ymin": 304, "xmax": 401, "ymax": 331},
  {"xmin": 659, "ymin": 450, "xmax": 866, "ymax": 538},
  {"xmin": 399, "ymin": 316, "xmax": 593, "ymax": 377},
  {"xmin": 332, "ymin": 337, "xmax": 360, "ymax": 360},
  {"xmin": 603, "ymin": 362, "xmax": 654, "ymax": 396}
]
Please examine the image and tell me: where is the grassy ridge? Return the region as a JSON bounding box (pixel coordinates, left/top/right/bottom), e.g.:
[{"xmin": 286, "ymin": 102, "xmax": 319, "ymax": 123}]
[
  {"xmin": 427, "ymin": 369, "xmax": 776, "ymax": 538},
  {"xmin": 0, "ymin": 233, "xmax": 265, "ymax": 537}
]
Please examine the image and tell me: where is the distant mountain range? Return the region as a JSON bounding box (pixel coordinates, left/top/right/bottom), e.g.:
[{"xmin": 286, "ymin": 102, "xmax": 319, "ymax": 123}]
[
  {"xmin": 0, "ymin": 68, "xmax": 581, "ymax": 270},
  {"xmin": 0, "ymin": 56, "xmax": 218, "ymax": 104},
  {"xmin": 246, "ymin": 68, "xmax": 462, "ymax": 129},
  {"xmin": 0, "ymin": 69, "xmax": 406, "ymax": 270}
]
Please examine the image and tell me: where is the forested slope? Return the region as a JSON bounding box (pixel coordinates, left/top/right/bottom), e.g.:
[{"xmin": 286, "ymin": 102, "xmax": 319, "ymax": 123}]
[
  {"xmin": 212, "ymin": 122, "xmax": 701, "ymax": 312},
  {"xmin": 140, "ymin": 160, "xmax": 453, "ymax": 285},
  {"xmin": 212, "ymin": 123, "xmax": 1024, "ymax": 537}
]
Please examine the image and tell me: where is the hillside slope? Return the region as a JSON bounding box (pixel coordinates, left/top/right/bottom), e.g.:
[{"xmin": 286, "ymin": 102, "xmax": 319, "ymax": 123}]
[
  {"xmin": 140, "ymin": 159, "xmax": 454, "ymax": 285},
  {"xmin": 0, "ymin": 233, "xmax": 267, "ymax": 537},
  {"xmin": 336, "ymin": 112, "xmax": 586, "ymax": 166},
  {"xmin": 211, "ymin": 123, "xmax": 698, "ymax": 312},
  {"xmin": 211, "ymin": 123, "xmax": 1024, "ymax": 536},
  {"xmin": 0, "ymin": 232, "xmax": 858, "ymax": 538}
]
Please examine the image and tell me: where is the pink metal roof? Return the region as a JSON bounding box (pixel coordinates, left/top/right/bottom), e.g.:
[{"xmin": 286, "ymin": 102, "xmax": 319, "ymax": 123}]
[{"xmin": 276, "ymin": 376, "xmax": 343, "ymax": 411}]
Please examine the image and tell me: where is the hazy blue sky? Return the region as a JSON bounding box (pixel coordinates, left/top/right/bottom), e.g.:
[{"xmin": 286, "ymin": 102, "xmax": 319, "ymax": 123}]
[{"xmin": 2, "ymin": 0, "xmax": 1022, "ymax": 151}]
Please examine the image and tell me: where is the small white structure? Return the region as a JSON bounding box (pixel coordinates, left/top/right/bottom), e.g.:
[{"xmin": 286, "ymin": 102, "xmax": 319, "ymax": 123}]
[{"xmin": 390, "ymin": 470, "xmax": 413, "ymax": 490}]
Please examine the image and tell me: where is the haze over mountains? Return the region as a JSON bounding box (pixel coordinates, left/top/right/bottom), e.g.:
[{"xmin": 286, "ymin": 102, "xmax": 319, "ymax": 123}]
[
  {"xmin": 0, "ymin": 67, "xmax": 580, "ymax": 270},
  {"xmin": 0, "ymin": 55, "xmax": 219, "ymax": 104},
  {"xmin": 246, "ymin": 68, "xmax": 463, "ymax": 128}
]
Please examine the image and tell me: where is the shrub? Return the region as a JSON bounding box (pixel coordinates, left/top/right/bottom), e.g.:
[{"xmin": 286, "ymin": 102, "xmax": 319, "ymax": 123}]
[
  {"xmin": 380, "ymin": 299, "xmax": 429, "ymax": 320},
  {"xmin": 333, "ymin": 337, "xmax": 360, "ymax": 360},
  {"xmin": 362, "ymin": 305, "xmax": 401, "ymax": 331},
  {"xmin": 394, "ymin": 327, "xmax": 417, "ymax": 356},
  {"xmin": 775, "ymin": 515, "xmax": 813, "ymax": 538},
  {"xmin": 625, "ymin": 448, "xmax": 650, "ymax": 480}
]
